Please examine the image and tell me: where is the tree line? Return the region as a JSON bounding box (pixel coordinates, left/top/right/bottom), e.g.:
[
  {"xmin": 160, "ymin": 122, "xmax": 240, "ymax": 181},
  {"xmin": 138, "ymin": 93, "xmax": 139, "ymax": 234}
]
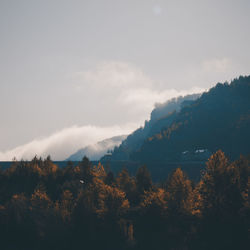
[{"xmin": 0, "ymin": 150, "xmax": 249, "ymax": 250}]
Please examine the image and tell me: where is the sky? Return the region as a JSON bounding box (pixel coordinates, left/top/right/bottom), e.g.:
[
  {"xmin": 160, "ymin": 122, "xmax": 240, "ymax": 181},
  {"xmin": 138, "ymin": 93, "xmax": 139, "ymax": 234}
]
[{"xmin": 0, "ymin": 0, "xmax": 249, "ymax": 160}]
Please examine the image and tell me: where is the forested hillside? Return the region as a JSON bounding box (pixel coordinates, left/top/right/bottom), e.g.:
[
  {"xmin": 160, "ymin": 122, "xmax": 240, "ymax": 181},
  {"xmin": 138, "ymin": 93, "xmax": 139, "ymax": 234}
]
[
  {"xmin": 133, "ymin": 76, "xmax": 250, "ymax": 163},
  {"xmin": 0, "ymin": 152, "xmax": 249, "ymax": 250},
  {"xmin": 101, "ymin": 94, "xmax": 200, "ymax": 162}
]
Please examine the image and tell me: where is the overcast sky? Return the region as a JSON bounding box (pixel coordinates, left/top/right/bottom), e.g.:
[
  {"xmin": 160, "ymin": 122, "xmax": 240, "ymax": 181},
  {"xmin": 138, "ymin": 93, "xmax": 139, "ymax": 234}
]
[{"xmin": 0, "ymin": 0, "xmax": 249, "ymax": 160}]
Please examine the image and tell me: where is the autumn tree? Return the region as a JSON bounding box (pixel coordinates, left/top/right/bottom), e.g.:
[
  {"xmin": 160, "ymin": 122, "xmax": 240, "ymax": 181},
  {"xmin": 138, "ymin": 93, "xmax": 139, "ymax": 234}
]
[
  {"xmin": 116, "ymin": 168, "xmax": 137, "ymax": 204},
  {"xmin": 165, "ymin": 168, "xmax": 193, "ymax": 215},
  {"xmin": 197, "ymin": 150, "xmax": 249, "ymax": 250},
  {"xmin": 134, "ymin": 188, "xmax": 168, "ymax": 250},
  {"xmin": 199, "ymin": 150, "xmax": 245, "ymax": 216},
  {"xmin": 56, "ymin": 190, "xmax": 74, "ymax": 223}
]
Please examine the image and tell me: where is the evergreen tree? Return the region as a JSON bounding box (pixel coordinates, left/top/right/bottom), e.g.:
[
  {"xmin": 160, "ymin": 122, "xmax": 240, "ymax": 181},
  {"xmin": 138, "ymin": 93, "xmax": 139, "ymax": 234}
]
[
  {"xmin": 136, "ymin": 166, "xmax": 152, "ymax": 194},
  {"xmin": 79, "ymin": 156, "xmax": 94, "ymax": 184}
]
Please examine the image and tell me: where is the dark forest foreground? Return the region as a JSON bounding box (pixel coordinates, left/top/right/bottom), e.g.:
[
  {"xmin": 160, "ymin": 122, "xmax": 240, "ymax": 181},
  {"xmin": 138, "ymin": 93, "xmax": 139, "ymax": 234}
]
[{"xmin": 0, "ymin": 151, "xmax": 249, "ymax": 250}]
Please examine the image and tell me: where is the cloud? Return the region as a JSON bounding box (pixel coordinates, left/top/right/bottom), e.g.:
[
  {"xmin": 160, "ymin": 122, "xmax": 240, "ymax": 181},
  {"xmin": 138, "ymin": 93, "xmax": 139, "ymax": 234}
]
[
  {"xmin": 73, "ymin": 61, "xmax": 204, "ymax": 119},
  {"xmin": 120, "ymin": 86, "xmax": 204, "ymax": 114},
  {"xmin": 202, "ymin": 58, "xmax": 232, "ymax": 73},
  {"xmin": 67, "ymin": 135, "xmax": 127, "ymax": 161},
  {"xmin": 74, "ymin": 61, "xmax": 151, "ymax": 89},
  {"xmin": 0, "ymin": 124, "xmax": 136, "ymax": 161}
]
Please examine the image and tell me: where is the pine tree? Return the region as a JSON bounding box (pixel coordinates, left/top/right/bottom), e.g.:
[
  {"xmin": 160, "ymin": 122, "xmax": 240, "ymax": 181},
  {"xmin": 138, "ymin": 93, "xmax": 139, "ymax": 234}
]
[{"xmin": 136, "ymin": 166, "xmax": 152, "ymax": 194}]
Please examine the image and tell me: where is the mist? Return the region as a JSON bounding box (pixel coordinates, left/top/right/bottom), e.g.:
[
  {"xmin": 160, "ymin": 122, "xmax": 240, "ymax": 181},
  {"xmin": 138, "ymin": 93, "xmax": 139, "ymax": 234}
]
[{"xmin": 0, "ymin": 124, "xmax": 135, "ymax": 161}]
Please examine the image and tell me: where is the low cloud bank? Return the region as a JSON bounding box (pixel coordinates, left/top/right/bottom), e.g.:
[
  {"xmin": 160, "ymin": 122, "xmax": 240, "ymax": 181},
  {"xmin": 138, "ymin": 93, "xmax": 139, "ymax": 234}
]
[{"xmin": 0, "ymin": 124, "xmax": 136, "ymax": 161}]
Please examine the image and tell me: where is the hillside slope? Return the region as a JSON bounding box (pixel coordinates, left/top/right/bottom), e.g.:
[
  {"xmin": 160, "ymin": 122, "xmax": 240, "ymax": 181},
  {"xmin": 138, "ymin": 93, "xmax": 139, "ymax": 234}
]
[
  {"xmin": 132, "ymin": 76, "xmax": 250, "ymax": 163},
  {"xmin": 101, "ymin": 94, "xmax": 200, "ymax": 161}
]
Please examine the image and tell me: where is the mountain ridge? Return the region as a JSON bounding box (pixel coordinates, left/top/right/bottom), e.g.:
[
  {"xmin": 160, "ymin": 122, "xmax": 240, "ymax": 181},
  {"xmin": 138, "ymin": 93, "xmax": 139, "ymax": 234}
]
[
  {"xmin": 132, "ymin": 75, "xmax": 250, "ymax": 163},
  {"xmin": 101, "ymin": 93, "xmax": 201, "ymax": 162},
  {"xmin": 101, "ymin": 75, "xmax": 250, "ymax": 166}
]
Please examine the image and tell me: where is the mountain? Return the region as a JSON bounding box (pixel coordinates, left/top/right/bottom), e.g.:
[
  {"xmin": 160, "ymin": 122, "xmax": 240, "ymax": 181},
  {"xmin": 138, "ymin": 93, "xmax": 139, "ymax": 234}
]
[
  {"xmin": 132, "ymin": 76, "xmax": 250, "ymax": 163},
  {"xmin": 99, "ymin": 76, "xmax": 250, "ymax": 182},
  {"xmin": 66, "ymin": 135, "xmax": 127, "ymax": 161},
  {"xmin": 101, "ymin": 93, "xmax": 200, "ymax": 162}
]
